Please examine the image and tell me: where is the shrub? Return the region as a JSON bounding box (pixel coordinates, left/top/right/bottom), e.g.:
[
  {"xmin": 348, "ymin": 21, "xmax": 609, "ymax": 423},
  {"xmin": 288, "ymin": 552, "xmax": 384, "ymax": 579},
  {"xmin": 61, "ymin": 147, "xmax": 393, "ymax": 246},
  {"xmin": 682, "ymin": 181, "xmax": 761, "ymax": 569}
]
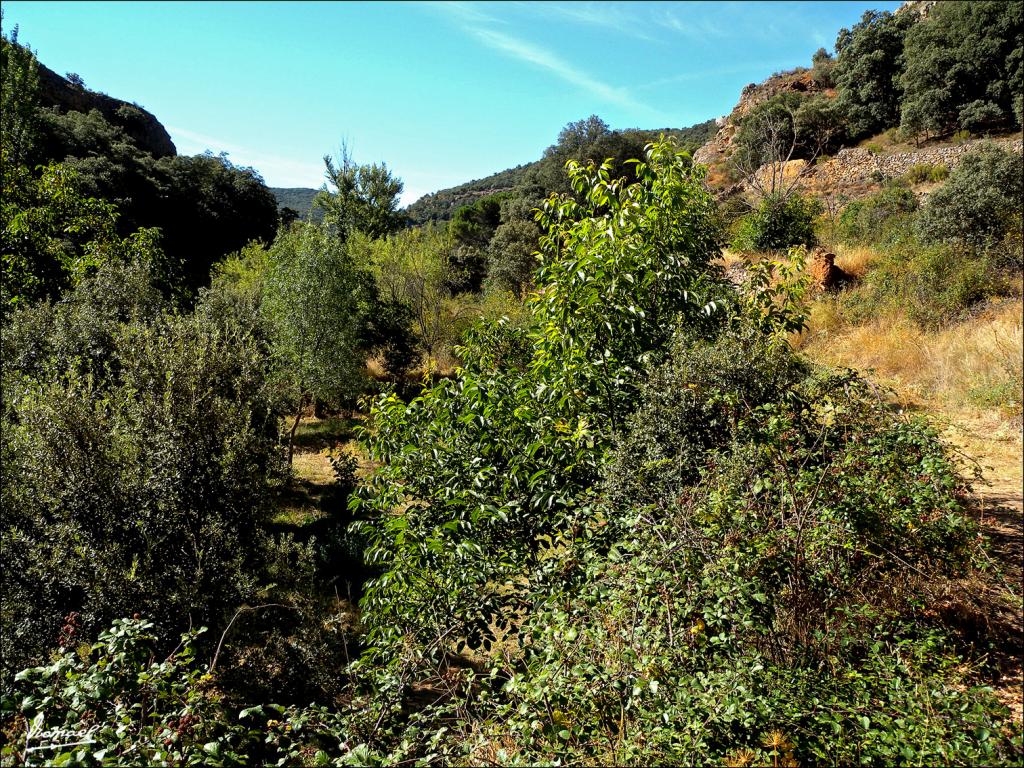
[
  {"xmin": 606, "ymin": 325, "xmax": 809, "ymax": 507},
  {"xmin": 836, "ymin": 182, "xmax": 918, "ymax": 245},
  {"xmin": 0, "ymin": 617, "xmax": 368, "ymax": 766},
  {"xmin": 1, "ymin": 284, "xmax": 282, "ymax": 678},
  {"xmin": 350, "ymin": 140, "xmax": 727, "ymax": 674},
  {"xmin": 916, "ymin": 142, "xmax": 1024, "ymax": 247},
  {"xmin": 466, "ymin": 336, "xmax": 1017, "ymax": 766},
  {"xmin": 841, "ymin": 240, "xmax": 999, "ymax": 328},
  {"xmin": 731, "ymin": 194, "xmax": 821, "ymax": 252},
  {"xmin": 903, "ymin": 162, "xmax": 949, "ymax": 184}
]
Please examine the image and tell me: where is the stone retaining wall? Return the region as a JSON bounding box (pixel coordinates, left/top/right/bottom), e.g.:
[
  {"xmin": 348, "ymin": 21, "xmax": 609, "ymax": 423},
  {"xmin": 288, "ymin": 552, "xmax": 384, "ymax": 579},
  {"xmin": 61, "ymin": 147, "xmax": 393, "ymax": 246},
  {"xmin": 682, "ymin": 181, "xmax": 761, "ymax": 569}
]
[{"xmin": 811, "ymin": 137, "xmax": 1023, "ymax": 189}]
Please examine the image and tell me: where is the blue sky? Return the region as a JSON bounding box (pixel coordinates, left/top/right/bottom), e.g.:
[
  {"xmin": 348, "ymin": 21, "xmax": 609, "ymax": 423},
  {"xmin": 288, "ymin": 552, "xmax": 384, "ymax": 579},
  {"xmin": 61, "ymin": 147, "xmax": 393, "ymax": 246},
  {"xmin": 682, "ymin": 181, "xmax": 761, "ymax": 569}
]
[{"xmin": 4, "ymin": 1, "xmax": 901, "ymax": 205}]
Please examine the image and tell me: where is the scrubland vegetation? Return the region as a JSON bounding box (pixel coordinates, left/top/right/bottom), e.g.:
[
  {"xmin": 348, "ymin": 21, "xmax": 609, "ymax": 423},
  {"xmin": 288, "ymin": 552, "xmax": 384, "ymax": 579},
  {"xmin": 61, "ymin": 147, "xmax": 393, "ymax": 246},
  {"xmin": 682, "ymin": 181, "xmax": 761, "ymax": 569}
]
[{"xmin": 1, "ymin": 3, "xmax": 1022, "ymax": 766}]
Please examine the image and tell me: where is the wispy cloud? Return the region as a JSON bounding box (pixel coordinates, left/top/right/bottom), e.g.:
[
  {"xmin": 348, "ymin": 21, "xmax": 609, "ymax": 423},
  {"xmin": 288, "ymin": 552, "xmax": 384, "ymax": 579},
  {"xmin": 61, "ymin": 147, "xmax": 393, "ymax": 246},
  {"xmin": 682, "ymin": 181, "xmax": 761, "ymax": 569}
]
[
  {"xmin": 422, "ymin": 0, "xmax": 502, "ymax": 26},
  {"xmin": 512, "ymin": 2, "xmax": 656, "ymax": 42},
  {"xmin": 431, "ymin": 2, "xmax": 664, "ymax": 119},
  {"xmin": 653, "ymin": 9, "xmax": 727, "ymax": 40},
  {"xmin": 168, "ymin": 126, "xmax": 324, "ymax": 188},
  {"xmin": 471, "ymin": 27, "xmax": 651, "ymax": 113}
]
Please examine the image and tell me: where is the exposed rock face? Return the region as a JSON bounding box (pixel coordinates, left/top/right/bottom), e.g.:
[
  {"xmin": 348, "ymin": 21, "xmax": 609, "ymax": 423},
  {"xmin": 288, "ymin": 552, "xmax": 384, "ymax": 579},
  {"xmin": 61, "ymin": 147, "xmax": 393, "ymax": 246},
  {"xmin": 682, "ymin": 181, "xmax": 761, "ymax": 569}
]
[
  {"xmin": 897, "ymin": 0, "xmax": 937, "ymax": 19},
  {"xmin": 694, "ymin": 69, "xmax": 831, "ymax": 167},
  {"xmin": 36, "ymin": 61, "xmax": 176, "ymax": 158}
]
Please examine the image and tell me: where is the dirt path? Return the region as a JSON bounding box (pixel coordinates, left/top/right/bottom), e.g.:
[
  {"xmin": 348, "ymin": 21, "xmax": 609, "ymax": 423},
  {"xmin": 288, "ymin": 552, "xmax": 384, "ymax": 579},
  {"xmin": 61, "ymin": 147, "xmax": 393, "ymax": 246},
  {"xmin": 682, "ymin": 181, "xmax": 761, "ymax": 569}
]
[{"xmin": 941, "ymin": 413, "xmax": 1023, "ymax": 722}]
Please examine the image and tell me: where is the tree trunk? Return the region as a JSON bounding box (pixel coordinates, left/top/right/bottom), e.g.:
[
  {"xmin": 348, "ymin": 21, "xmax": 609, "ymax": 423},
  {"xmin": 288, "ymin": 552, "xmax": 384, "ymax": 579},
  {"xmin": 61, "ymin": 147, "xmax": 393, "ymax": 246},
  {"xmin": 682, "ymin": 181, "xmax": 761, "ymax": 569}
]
[{"xmin": 287, "ymin": 394, "xmax": 306, "ymax": 468}]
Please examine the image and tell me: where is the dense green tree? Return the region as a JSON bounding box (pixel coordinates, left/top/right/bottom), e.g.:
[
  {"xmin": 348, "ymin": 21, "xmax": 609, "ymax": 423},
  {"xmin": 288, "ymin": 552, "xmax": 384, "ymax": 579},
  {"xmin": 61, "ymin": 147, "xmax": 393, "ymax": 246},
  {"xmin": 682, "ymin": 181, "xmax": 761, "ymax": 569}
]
[
  {"xmin": 833, "ymin": 9, "xmax": 915, "ymax": 139},
  {"xmin": 315, "ymin": 145, "xmax": 406, "ymax": 241},
  {"xmin": 447, "ymin": 192, "xmax": 508, "ymax": 292},
  {"xmin": 351, "ymin": 140, "xmax": 726, "ymax": 667},
  {"xmin": 731, "ymin": 193, "xmax": 821, "ymax": 252},
  {"xmin": 154, "ymin": 152, "xmax": 279, "ymax": 293},
  {"xmin": 1, "ymin": 256, "xmax": 280, "ymax": 678},
  {"xmin": 916, "ymin": 142, "xmax": 1023, "ymax": 248},
  {"xmin": 733, "ymin": 91, "xmax": 846, "ymax": 168},
  {"xmin": 810, "ymin": 46, "xmax": 836, "ymax": 87},
  {"xmin": 0, "ymin": 163, "xmax": 169, "ymax": 309},
  {"xmin": 899, "ymin": 1, "xmax": 1023, "ymax": 139},
  {"xmin": 262, "ymin": 222, "xmax": 373, "ymax": 464},
  {"xmin": 353, "ymin": 224, "xmax": 465, "ymax": 362},
  {"xmin": 486, "ymin": 195, "xmax": 541, "ymax": 295},
  {"xmin": 0, "ymin": 26, "xmax": 39, "ymax": 166},
  {"xmin": 793, "ymin": 93, "xmax": 848, "ymax": 155},
  {"xmin": 529, "ymin": 116, "xmax": 650, "ymax": 195},
  {"xmin": 449, "ymin": 193, "xmax": 505, "ymax": 249},
  {"xmin": 549, "ymin": 114, "xmax": 611, "ymax": 156},
  {"xmin": 23, "ymin": 110, "xmax": 278, "ymax": 298}
]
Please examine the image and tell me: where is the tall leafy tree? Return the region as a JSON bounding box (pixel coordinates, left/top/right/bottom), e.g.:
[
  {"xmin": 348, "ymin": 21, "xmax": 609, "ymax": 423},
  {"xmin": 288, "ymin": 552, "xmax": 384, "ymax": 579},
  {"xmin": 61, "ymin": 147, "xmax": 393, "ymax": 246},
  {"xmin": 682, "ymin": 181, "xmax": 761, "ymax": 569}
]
[
  {"xmin": 315, "ymin": 145, "xmax": 406, "ymax": 241},
  {"xmin": 899, "ymin": 1, "xmax": 1023, "ymax": 139},
  {"xmin": 353, "ymin": 224, "xmax": 466, "ymax": 361},
  {"xmin": 486, "ymin": 195, "xmax": 541, "ymax": 296},
  {"xmin": 261, "ymin": 222, "xmax": 372, "ymax": 465},
  {"xmin": 352, "ymin": 140, "xmax": 727, "ymax": 662},
  {"xmin": 0, "ymin": 163, "xmax": 155, "ymax": 309},
  {"xmin": 530, "ymin": 115, "xmax": 649, "ymax": 195},
  {"xmin": 447, "ymin": 192, "xmax": 508, "ymax": 292},
  {"xmin": 833, "ymin": 9, "xmax": 915, "ymax": 139},
  {"xmin": 0, "ymin": 24, "xmax": 39, "ymax": 167}
]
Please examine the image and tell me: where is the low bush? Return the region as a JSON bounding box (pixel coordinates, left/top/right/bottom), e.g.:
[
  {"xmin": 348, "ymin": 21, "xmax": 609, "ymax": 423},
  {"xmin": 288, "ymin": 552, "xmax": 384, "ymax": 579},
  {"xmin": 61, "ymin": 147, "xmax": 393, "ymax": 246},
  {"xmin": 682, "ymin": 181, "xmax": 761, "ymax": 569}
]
[
  {"xmin": 903, "ymin": 162, "xmax": 949, "ymax": 184},
  {"xmin": 463, "ymin": 332, "xmax": 1018, "ymax": 765},
  {"xmin": 840, "ymin": 239, "xmax": 998, "ymax": 328},
  {"xmin": 836, "ymin": 182, "xmax": 918, "ymax": 245},
  {"xmin": 916, "ymin": 143, "xmax": 1023, "ymax": 248},
  {"xmin": 0, "ymin": 618, "xmax": 364, "ymax": 766},
  {"xmin": 1, "ymin": 261, "xmax": 283, "ymax": 679},
  {"xmin": 731, "ymin": 194, "xmax": 821, "ymax": 253}
]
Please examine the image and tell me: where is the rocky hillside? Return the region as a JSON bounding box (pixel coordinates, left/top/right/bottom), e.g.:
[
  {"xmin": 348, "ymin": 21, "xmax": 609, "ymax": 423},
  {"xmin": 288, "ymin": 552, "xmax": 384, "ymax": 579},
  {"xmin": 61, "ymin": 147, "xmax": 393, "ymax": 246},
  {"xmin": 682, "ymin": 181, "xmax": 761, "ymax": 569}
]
[
  {"xmin": 800, "ymin": 135, "xmax": 1024, "ymax": 200},
  {"xmin": 693, "ymin": 0, "xmax": 1022, "ymax": 202},
  {"xmin": 37, "ymin": 61, "xmax": 176, "ymax": 158},
  {"xmin": 693, "ymin": 67, "xmax": 831, "ymax": 169}
]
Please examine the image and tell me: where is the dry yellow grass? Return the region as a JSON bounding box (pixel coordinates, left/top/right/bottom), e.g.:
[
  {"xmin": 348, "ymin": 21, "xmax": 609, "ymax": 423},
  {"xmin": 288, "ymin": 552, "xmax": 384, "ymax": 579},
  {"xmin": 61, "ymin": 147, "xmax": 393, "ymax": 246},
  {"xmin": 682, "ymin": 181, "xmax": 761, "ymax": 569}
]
[
  {"xmin": 799, "ymin": 299, "xmax": 1023, "ymax": 429},
  {"xmin": 800, "ymin": 295, "xmax": 1023, "ymax": 722},
  {"xmin": 292, "ymin": 450, "xmax": 338, "ymax": 486},
  {"xmin": 832, "ymin": 243, "xmax": 879, "ymax": 279}
]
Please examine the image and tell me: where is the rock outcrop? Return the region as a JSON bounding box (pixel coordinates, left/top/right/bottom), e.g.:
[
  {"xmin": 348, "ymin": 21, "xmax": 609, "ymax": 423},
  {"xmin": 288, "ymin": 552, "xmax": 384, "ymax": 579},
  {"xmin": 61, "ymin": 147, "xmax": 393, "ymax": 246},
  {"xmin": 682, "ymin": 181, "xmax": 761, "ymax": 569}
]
[
  {"xmin": 37, "ymin": 62, "xmax": 176, "ymax": 158},
  {"xmin": 694, "ymin": 68, "xmax": 831, "ymax": 168}
]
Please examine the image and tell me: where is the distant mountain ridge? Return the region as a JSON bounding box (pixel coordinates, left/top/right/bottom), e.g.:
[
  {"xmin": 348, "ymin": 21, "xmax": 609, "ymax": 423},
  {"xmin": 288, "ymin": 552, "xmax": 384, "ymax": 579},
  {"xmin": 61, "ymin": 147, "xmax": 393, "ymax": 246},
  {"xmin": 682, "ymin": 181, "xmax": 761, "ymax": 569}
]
[
  {"xmin": 270, "ymin": 187, "xmax": 322, "ymax": 221},
  {"xmin": 402, "ymin": 161, "xmax": 541, "ymax": 226},
  {"xmin": 404, "ymin": 119, "xmax": 720, "ymax": 226}
]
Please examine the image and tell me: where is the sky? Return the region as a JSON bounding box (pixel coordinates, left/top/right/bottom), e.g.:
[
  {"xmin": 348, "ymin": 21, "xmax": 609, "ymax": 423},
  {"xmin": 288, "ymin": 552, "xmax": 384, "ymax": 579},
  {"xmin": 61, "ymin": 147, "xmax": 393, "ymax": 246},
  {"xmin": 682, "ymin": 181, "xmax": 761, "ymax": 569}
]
[{"xmin": 4, "ymin": 1, "xmax": 902, "ymax": 206}]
